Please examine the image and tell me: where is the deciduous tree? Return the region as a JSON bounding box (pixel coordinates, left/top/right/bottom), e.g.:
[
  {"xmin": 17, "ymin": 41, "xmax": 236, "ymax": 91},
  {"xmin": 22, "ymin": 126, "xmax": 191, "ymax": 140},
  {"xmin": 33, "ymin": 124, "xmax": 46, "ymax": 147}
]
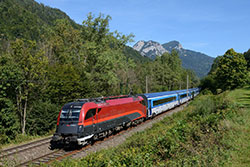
[
  {"xmin": 215, "ymin": 48, "xmax": 247, "ymax": 90},
  {"xmin": 10, "ymin": 39, "xmax": 48, "ymax": 134}
]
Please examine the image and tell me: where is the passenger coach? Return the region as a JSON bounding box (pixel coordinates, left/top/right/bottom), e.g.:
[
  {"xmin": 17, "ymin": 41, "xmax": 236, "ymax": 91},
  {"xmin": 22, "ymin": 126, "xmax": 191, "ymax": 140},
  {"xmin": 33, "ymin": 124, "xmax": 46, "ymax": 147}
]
[{"xmin": 141, "ymin": 88, "xmax": 198, "ymax": 118}]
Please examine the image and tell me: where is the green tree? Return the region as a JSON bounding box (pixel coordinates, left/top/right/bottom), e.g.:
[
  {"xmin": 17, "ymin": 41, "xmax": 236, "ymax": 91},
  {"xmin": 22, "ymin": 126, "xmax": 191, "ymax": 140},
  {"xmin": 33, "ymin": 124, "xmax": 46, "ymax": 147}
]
[
  {"xmin": 0, "ymin": 54, "xmax": 23, "ymax": 100},
  {"xmin": 26, "ymin": 100, "xmax": 59, "ymax": 135},
  {"xmin": 0, "ymin": 53, "xmax": 23, "ymax": 143},
  {"xmin": 79, "ymin": 13, "xmax": 134, "ymax": 96},
  {"xmin": 47, "ymin": 63, "xmax": 83, "ymax": 104},
  {"xmin": 208, "ymin": 56, "xmax": 222, "ymax": 74},
  {"xmin": 0, "ymin": 98, "xmax": 19, "ymax": 144},
  {"xmin": 10, "ymin": 39, "xmax": 48, "ymax": 134},
  {"xmin": 150, "ymin": 51, "xmax": 185, "ymax": 91},
  {"xmin": 243, "ymin": 49, "xmax": 250, "ymax": 70},
  {"xmin": 50, "ymin": 19, "xmax": 84, "ymax": 65},
  {"xmin": 215, "ymin": 48, "xmax": 247, "ymax": 90}
]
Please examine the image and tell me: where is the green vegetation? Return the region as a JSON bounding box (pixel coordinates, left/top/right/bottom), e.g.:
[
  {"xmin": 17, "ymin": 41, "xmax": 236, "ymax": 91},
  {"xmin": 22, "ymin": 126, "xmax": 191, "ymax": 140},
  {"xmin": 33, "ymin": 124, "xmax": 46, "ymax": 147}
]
[
  {"xmin": 225, "ymin": 87, "xmax": 250, "ymax": 166},
  {"xmin": 199, "ymin": 46, "xmax": 250, "ymax": 165},
  {"xmin": 201, "ymin": 48, "xmax": 248, "ymax": 93},
  {"xmin": 123, "ymin": 46, "xmax": 151, "ymax": 64},
  {"xmin": 162, "ymin": 41, "xmax": 215, "ymax": 78},
  {"xmin": 244, "ymin": 49, "xmax": 250, "ymax": 70},
  {"xmin": 51, "ymin": 87, "xmax": 250, "ymax": 166},
  {"xmin": 0, "ymin": 0, "xmax": 78, "ymax": 41},
  {"xmin": 0, "ymin": 0, "xmax": 199, "ymax": 145}
]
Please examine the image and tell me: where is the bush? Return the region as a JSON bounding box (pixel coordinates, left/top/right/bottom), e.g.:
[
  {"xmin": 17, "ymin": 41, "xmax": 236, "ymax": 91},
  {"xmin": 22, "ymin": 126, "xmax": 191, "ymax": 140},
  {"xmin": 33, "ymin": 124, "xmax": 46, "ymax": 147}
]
[
  {"xmin": 201, "ymin": 89, "xmax": 213, "ymax": 95},
  {"xmin": 26, "ymin": 100, "xmax": 59, "ymax": 135},
  {"xmin": 0, "ymin": 98, "xmax": 19, "ymax": 144}
]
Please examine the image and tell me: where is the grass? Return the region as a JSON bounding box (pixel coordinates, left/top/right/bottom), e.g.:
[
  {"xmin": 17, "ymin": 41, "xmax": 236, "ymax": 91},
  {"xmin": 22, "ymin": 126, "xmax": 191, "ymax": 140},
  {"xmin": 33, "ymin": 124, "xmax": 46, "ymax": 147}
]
[{"xmin": 224, "ymin": 86, "xmax": 250, "ymax": 166}]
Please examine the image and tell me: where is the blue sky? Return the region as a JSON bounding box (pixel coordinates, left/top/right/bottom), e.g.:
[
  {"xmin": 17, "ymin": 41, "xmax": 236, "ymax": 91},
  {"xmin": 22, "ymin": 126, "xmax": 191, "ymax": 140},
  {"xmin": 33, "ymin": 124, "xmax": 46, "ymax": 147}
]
[{"xmin": 35, "ymin": 0, "xmax": 250, "ymax": 57}]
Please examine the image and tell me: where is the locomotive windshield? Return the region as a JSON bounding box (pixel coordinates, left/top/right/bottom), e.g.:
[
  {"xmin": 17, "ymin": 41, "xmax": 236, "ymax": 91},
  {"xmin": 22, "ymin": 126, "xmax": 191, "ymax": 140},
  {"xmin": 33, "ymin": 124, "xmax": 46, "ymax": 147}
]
[{"xmin": 60, "ymin": 108, "xmax": 81, "ymax": 122}]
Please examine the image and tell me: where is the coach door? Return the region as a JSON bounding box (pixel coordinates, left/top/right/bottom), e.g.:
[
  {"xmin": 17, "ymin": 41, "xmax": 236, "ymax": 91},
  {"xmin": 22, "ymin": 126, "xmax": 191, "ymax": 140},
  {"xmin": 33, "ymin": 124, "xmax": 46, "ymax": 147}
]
[
  {"xmin": 149, "ymin": 100, "xmax": 152, "ymax": 117},
  {"xmin": 178, "ymin": 94, "xmax": 181, "ymax": 105},
  {"xmin": 92, "ymin": 108, "xmax": 98, "ymax": 133}
]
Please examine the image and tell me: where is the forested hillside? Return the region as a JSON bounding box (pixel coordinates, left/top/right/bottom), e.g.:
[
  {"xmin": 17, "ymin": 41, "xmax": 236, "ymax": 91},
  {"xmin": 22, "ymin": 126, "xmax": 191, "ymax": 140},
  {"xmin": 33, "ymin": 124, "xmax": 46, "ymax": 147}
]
[
  {"xmin": 0, "ymin": 0, "xmax": 79, "ymax": 41},
  {"xmin": 133, "ymin": 40, "xmax": 215, "ymax": 78},
  {"xmin": 0, "ymin": 0, "xmax": 199, "ymax": 144},
  {"xmin": 162, "ymin": 41, "xmax": 215, "ymax": 78}
]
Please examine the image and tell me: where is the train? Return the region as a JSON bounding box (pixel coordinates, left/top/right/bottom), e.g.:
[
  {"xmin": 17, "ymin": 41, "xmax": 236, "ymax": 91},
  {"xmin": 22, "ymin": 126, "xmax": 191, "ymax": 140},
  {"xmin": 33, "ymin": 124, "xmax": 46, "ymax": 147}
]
[{"xmin": 51, "ymin": 88, "xmax": 200, "ymax": 147}]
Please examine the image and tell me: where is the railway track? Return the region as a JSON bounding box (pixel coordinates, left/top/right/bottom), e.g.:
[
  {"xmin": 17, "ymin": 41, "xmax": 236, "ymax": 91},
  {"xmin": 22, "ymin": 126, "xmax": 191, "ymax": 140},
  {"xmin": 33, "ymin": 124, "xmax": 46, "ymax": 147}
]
[
  {"xmin": 0, "ymin": 136, "xmax": 52, "ymax": 159},
  {"xmin": 16, "ymin": 149, "xmax": 65, "ymax": 166},
  {"xmin": 1, "ymin": 102, "xmax": 189, "ymax": 166},
  {"xmin": 14, "ymin": 125, "xmax": 138, "ymax": 166}
]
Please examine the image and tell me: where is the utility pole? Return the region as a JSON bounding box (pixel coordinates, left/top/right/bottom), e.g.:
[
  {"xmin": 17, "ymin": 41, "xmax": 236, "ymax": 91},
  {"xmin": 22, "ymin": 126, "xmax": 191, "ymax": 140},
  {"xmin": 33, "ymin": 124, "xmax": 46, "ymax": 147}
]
[
  {"xmin": 146, "ymin": 76, "xmax": 148, "ymax": 93},
  {"xmin": 186, "ymin": 74, "xmax": 189, "ymax": 96}
]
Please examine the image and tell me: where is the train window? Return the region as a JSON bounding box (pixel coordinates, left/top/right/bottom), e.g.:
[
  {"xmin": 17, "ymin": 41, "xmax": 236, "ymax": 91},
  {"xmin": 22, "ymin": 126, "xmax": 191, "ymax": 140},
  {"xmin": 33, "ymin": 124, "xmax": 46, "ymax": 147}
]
[
  {"xmin": 180, "ymin": 94, "xmax": 187, "ymax": 99},
  {"xmin": 153, "ymin": 96, "xmax": 176, "ymax": 106},
  {"xmin": 98, "ymin": 108, "xmax": 102, "ymax": 113},
  {"xmin": 60, "ymin": 109, "xmax": 81, "ymax": 121},
  {"xmin": 85, "ymin": 109, "xmax": 96, "ymax": 120}
]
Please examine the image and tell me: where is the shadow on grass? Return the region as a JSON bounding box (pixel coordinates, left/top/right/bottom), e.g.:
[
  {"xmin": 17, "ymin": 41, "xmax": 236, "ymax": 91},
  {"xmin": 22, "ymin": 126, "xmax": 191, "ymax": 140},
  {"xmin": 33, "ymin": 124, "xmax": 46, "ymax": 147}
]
[
  {"xmin": 243, "ymin": 86, "xmax": 250, "ymax": 91},
  {"xmin": 244, "ymin": 104, "xmax": 250, "ymax": 107},
  {"xmin": 238, "ymin": 97, "xmax": 250, "ymax": 101}
]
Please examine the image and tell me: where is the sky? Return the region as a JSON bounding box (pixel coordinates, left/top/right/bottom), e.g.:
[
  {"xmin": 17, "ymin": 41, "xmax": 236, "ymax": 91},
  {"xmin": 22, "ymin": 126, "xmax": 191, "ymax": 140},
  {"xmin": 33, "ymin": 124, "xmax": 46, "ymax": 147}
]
[{"xmin": 35, "ymin": 0, "xmax": 250, "ymax": 57}]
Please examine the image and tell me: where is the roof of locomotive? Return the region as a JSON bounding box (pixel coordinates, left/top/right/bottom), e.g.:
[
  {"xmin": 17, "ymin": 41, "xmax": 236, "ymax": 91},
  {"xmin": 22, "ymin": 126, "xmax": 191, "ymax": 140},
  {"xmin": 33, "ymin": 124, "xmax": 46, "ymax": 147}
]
[
  {"xmin": 62, "ymin": 95, "xmax": 141, "ymax": 109},
  {"xmin": 62, "ymin": 101, "xmax": 85, "ymax": 109},
  {"xmin": 65, "ymin": 95, "xmax": 142, "ymax": 107}
]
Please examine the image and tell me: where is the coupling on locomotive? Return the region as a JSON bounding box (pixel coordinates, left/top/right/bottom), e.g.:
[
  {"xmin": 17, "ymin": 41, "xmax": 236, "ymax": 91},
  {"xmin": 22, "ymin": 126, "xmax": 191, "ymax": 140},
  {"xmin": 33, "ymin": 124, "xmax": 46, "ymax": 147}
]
[{"xmin": 51, "ymin": 88, "xmax": 199, "ymax": 146}]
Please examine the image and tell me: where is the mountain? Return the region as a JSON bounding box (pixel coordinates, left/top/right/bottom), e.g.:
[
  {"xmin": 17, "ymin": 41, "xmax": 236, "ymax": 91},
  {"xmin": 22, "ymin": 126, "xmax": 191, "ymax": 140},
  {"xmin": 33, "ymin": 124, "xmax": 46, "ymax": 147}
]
[
  {"xmin": 0, "ymin": 0, "xmax": 151, "ymax": 66},
  {"xmin": 0, "ymin": 0, "xmax": 79, "ymax": 41},
  {"xmin": 123, "ymin": 46, "xmax": 151, "ymax": 63},
  {"xmin": 133, "ymin": 40, "xmax": 168, "ymax": 59},
  {"xmin": 133, "ymin": 40, "xmax": 215, "ymax": 78},
  {"xmin": 162, "ymin": 40, "xmax": 183, "ymax": 52}
]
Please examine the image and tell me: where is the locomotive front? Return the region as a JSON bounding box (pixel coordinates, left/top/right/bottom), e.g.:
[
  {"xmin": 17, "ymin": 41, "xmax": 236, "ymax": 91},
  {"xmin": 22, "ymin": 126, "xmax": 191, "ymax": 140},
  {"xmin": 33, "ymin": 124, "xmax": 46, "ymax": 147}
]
[{"xmin": 51, "ymin": 101, "xmax": 85, "ymax": 146}]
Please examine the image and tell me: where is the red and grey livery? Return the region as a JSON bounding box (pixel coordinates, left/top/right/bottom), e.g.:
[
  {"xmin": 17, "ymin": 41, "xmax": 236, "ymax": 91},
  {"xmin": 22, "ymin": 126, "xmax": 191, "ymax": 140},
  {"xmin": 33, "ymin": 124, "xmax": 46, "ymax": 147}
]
[
  {"xmin": 51, "ymin": 88, "xmax": 200, "ymax": 147},
  {"xmin": 51, "ymin": 95, "xmax": 147, "ymax": 146}
]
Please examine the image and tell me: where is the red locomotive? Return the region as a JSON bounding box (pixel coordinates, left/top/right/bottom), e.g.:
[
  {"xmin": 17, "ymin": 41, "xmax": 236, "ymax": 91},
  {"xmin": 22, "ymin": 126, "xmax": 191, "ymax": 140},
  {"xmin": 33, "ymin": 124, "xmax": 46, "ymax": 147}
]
[{"xmin": 51, "ymin": 95, "xmax": 147, "ymax": 146}]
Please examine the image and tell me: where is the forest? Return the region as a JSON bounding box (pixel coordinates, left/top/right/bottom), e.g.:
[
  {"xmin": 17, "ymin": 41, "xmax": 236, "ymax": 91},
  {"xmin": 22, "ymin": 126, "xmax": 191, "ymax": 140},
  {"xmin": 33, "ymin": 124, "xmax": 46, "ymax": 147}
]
[{"xmin": 0, "ymin": 0, "xmax": 199, "ymax": 144}]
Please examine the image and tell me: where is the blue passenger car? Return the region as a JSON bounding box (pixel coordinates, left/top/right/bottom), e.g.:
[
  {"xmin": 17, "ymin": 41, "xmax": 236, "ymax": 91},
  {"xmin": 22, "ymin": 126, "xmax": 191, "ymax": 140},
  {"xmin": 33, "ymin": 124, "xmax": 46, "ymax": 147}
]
[
  {"xmin": 141, "ymin": 88, "xmax": 199, "ymax": 119},
  {"xmin": 143, "ymin": 91, "xmax": 178, "ymax": 118},
  {"xmin": 176, "ymin": 90, "xmax": 190, "ymax": 104}
]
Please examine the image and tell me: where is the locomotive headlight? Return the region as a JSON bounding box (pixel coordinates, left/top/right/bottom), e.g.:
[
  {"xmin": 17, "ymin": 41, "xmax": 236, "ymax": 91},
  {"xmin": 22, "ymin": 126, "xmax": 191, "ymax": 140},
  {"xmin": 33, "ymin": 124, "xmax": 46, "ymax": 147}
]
[{"xmin": 78, "ymin": 125, "xmax": 83, "ymax": 132}]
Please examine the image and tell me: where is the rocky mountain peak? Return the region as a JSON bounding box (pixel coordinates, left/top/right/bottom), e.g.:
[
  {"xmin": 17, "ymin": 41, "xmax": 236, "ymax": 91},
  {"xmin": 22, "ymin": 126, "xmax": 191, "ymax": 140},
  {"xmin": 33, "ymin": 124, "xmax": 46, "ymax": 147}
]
[
  {"xmin": 132, "ymin": 40, "xmax": 215, "ymax": 78},
  {"xmin": 133, "ymin": 40, "xmax": 146, "ymax": 52},
  {"xmin": 162, "ymin": 40, "xmax": 183, "ymax": 52},
  {"xmin": 133, "ymin": 40, "xmax": 168, "ymax": 59}
]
